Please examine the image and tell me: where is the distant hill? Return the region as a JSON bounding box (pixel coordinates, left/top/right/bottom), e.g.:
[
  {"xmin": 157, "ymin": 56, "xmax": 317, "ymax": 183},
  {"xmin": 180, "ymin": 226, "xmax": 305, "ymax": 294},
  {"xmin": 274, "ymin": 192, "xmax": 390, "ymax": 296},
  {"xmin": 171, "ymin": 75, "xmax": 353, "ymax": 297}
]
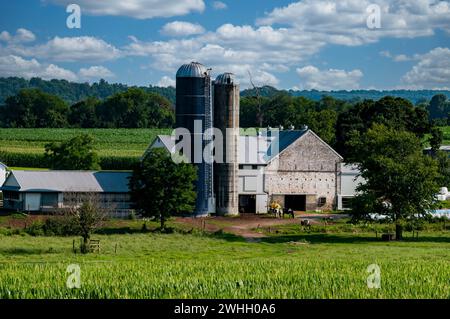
[
  {"xmin": 242, "ymin": 86, "xmax": 450, "ymax": 104},
  {"xmin": 0, "ymin": 77, "xmax": 176, "ymax": 105},
  {"xmin": 1, "ymin": 77, "xmax": 449, "ymax": 106}
]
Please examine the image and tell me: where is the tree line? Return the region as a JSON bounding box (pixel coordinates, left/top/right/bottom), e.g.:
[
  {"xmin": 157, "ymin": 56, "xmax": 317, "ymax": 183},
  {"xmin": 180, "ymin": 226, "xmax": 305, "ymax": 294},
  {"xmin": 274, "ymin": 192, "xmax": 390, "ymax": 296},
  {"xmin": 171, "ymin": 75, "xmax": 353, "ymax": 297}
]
[
  {"xmin": 0, "ymin": 88, "xmax": 174, "ymax": 128},
  {"xmin": 0, "ymin": 77, "xmax": 176, "ymax": 105}
]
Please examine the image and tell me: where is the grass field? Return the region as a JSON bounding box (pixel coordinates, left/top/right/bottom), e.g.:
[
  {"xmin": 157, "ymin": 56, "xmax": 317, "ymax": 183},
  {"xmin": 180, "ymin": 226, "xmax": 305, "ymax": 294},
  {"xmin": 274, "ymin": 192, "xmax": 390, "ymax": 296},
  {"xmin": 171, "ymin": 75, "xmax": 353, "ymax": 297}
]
[
  {"xmin": 0, "ymin": 217, "xmax": 448, "ymax": 299},
  {"xmin": 0, "ymin": 128, "xmax": 171, "ymax": 158}
]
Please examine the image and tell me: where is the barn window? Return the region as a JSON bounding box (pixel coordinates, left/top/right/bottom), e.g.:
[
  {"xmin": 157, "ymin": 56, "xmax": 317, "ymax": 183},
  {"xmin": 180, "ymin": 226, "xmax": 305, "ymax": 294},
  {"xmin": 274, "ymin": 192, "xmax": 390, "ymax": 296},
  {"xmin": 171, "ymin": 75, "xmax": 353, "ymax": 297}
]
[{"xmin": 318, "ymin": 197, "xmax": 327, "ymax": 207}]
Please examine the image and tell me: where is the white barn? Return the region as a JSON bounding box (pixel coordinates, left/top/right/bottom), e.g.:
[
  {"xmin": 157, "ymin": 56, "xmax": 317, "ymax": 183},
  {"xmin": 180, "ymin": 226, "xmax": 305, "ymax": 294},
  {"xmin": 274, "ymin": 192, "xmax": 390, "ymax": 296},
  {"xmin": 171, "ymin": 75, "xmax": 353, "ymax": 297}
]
[{"xmin": 150, "ymin": 128, "xmax": 361, "ymax": 214}]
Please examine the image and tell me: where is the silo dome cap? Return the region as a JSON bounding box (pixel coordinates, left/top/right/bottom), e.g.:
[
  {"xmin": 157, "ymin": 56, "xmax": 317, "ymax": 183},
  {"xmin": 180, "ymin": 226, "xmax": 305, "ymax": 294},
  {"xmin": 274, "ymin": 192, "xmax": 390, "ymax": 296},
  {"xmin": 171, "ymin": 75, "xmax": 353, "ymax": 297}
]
[
  {"xmin": 176, "ymin": 62, "xmax": 208, "ymax": 78},
  {"xmin": 215, "ymin": 72, "xmax": 237, "ymax": 85}
]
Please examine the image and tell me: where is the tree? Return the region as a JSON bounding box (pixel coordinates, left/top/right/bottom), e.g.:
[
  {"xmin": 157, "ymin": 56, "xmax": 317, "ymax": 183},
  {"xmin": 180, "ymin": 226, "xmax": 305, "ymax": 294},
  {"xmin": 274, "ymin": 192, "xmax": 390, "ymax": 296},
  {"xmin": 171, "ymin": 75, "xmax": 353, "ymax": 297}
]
[
  {"xmin": 128, "ymin": 148, "xmax": 197, "ymax": 229},
  {"xmin": 1, "ymin": 88, "xmax": 68, "ymax": 128},
  {"xmin": 429, "ymin": 126, "xmax": 443, "ymax": 155},
  {"xmin": 427, "ymin": 94, "xmax": 449, "ymax": 120},
  {"xmin": 435, "ymin": 151, "xmax": 450, "ymax": 187},
  {"xmin": 68, "ymin": 97, "xmax": 100, "ymax": 128},
  {"xmin": 63, "ymin": 192, "xmax": 108, "ymax": 254},
  {"xmin": 45, "ymin": 134, "xmax": 100, "ymax": 170},
  {"xmin": 336, "ymin": 96, "xmax": 430, "ymax": 162},
  {"xmin": 350, "ymin": 124, "xmax": 439, "ymax": 240}
]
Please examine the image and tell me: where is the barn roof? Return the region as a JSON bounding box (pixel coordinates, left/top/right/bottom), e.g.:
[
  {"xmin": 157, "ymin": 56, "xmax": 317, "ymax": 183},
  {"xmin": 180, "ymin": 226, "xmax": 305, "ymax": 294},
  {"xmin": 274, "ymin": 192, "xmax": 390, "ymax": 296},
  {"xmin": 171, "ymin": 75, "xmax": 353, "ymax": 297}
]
[
  {"xmin": 1, "ymin": 170, "xmax": 131, "ymax": 193},
  {"xmin": 150, "ymin": 129, "xmax": 311, "ymax": 165}
]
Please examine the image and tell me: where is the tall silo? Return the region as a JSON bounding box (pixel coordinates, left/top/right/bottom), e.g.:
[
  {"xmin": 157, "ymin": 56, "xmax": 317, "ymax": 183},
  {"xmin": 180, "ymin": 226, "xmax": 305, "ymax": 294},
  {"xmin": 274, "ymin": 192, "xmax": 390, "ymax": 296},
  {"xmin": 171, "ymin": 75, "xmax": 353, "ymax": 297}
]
[
  {"xmin": 213, "ymin": 73, "xmax": 239, "ymax": 216},
  {"xmin": 176, "ymin": 62, "xmax": 215, "ymax": 216}
]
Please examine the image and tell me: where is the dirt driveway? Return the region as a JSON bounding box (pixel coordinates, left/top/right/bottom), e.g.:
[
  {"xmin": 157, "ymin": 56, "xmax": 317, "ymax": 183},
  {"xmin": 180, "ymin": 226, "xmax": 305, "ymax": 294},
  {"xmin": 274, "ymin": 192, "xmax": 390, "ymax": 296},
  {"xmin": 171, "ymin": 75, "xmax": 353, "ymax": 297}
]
[{"xmin": 175, "ymin": 213, "xmax": 348, "ymax": 241}]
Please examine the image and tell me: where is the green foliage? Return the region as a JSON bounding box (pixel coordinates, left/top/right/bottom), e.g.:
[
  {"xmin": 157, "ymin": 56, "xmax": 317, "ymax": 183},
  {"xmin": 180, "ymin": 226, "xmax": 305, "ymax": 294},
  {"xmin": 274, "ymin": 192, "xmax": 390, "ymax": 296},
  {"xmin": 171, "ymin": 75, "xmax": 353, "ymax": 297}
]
[
  {"xmin": 435, "ymin": 150, "xmax": 450, "ymax": 187},
  {"xmin": 45, "ymin": 134, "xmax": 100, "ymax": 170},
  {"xmin": 0, "ymin": 88, "xmax": 68, "ymax": 128},
  {"xmin": 129, "ymin": 148, "xmax": 197, "ymax": 229},
  {"xmin": 0, "ymin": 86, "xmax": 174, "ymax": 129},
  {"xmin": 427, "ymin": 94, "xmax": 450, "ymax": 120},
  {"xmin": 0, "ymin": 77, "xmax": 176, "ymax": 105},
  {"xmin": 240, "ymin": 94, "xmax": 345, "ymax": 145},
  {"xmin": 350, "ymin": 125, "xmax": 440, "ymax": 239},
  {"xmin": 336, "ymin": 96, "xmax": 430, "ymax": 161},
  {"xmin": 96, "ymin": 88, "xmax": 174, "ymax": 128},
  {"xmin": 429, "ymin": 126, "xmax": 443, "ymax": 154}
]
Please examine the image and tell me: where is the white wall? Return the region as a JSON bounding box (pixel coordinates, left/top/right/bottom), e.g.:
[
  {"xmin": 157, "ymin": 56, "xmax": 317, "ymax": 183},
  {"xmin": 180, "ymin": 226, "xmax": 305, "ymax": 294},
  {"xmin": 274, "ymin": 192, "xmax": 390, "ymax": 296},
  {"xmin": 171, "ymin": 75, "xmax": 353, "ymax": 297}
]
[
  {"xmin": 0, "ymin": 166, "xmax": 6, "ymax": 187},
  {"xmin": 340, "ymin": 164, "xmax": 365, "ymax": 196}
]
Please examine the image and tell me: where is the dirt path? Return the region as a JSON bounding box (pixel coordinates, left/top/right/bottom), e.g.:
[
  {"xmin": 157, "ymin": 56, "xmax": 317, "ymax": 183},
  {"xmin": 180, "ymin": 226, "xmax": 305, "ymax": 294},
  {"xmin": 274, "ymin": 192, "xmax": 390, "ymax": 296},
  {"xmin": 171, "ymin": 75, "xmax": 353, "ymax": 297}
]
[{"xmin": 175, "ymin": 213, "xmax": 349, "ymax": 241}]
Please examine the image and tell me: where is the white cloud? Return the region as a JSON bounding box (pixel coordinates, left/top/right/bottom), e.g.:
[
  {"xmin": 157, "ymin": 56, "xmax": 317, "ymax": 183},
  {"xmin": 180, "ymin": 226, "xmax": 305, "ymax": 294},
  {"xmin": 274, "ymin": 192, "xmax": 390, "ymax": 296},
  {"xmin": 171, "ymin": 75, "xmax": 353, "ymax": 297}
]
[
  {"xmin": 47, "ymin": 0, "xmax": 205, "ymax": 19},
  {"xmin": 257, "ymin": 0, "xmax": 450, "ymax": 46},
  {"xmin": 157, "ymin": 75, "xmax": 176, "ymax": 87},
  {"xmin": 0, "ymin": 55, "xmax": 77, "ymax": 81},
  {"xmin": 296, "ymin": 65, "xmax": 363, "ymax": 90},
  {"xmin": 79, "ymin": 66, "xmax": 115, "ymax": 79},
  {"xmin": 401, "ymin": 47, "xmax": 450, "ymax": 89},
  {"xmin": 379, "ymin": 50, "xmax": 420, "ymax": 62},
  {"xmin": 19, "ymin": 36, "xmax": 122, "ymax": 62},
  {"xmin": 0, "ymin": 28, "xmax": 35, "ymax": 43},
  {"xmin": 212, "ymin": 1, "xmax": 227, "ymax": 10},
  {"xmin": 161, "ymin": 21, "xmax": 205, "ymax": 37}
]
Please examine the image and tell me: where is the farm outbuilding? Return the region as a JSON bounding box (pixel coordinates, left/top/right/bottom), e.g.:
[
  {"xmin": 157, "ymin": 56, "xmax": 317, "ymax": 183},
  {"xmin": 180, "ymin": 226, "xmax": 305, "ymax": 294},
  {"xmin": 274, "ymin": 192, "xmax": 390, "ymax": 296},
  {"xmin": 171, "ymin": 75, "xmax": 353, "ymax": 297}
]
[{"xmin": 1, "ymin": 170, "xmax": 132, "ymax": 216}]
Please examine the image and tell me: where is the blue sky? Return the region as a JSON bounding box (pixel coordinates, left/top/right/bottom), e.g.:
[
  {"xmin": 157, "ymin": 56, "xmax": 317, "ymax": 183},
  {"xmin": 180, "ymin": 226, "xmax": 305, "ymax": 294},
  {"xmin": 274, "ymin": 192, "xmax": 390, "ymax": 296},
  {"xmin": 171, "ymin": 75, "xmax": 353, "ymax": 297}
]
[{"xmin": 0, "ymin": 0, "xmax": 449, "ymax": 90}]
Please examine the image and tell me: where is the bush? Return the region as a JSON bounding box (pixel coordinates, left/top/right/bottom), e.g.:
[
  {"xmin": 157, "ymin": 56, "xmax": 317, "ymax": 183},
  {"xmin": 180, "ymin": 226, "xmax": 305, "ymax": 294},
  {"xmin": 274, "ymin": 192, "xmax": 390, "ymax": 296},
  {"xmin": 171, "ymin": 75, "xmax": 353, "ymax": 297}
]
[
  {"xmin": 24, "ymin": 222, "xmax": 45, "ymax": 236},
  {"xmin": 24, "ymin": 216, "xmax": 79, "ymax": 236}
]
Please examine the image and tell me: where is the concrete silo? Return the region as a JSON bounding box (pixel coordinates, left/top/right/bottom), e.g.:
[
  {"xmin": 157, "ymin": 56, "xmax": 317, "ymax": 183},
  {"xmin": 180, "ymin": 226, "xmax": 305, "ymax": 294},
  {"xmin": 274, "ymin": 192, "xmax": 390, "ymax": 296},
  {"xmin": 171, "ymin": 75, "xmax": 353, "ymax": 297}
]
[
  {"xmin": 213, "ymin": 73, "xmax": 239, "ymax": 216},
  {"xmin": 176, "ymin": 62, "xmax": 215, "ymax": 216}
]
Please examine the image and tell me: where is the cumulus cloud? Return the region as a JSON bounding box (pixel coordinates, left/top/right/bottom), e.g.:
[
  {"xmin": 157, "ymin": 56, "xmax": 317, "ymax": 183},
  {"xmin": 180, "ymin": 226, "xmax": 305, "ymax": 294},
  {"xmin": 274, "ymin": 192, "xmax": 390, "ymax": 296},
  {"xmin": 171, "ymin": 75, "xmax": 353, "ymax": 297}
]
[
  {"xmin": 296, "ymin": 66, "xmax": 363, "ymax": 90},
  {"xmin": 0, "ymin": 28, "xmax": 35, "ymax": 43},
  {"xmin": 212, "ymin": 1, "xmax": 227, "ymax": 10},
  {"xmin": 157, "ymin": 75, "xmax": 176, "ymax": 87},
  {"xmin": 16, "ymin": 36, "xmax": 122, "ymax": 62},
  {"xmin": 161, "ymin": 21, "xmax": 205, "ymax": 37},
  {"xmin": 46, "ymin": 0, "xmax": 205, "ymax": 19},
  {"xmin": 79, "ymin": 66, "xmax": 115, "ymax": 79},
  {"xmin": 123, "ymin": 23, "xmax": 321, "ymax": 87},
  {"xmin": 257, "ymin": 0, "xmax": 450, "ymax": 46},
  {"xmin": 0, "ymin": 55, "xmax": 77, "ymax": 81},
  {"xmin": 401, "ymin": 47, "xmax": 450, "ymax": 89}
]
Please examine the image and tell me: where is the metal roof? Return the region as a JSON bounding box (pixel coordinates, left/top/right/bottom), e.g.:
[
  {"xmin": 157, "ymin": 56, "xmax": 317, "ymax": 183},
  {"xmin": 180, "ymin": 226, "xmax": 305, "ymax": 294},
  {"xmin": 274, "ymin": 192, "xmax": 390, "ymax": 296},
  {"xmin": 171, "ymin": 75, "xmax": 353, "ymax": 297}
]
[
  {"xmin": 1, "ymin": 170, "xmax": 131, "ymax": 193},
  {"xmin": 151, "ymin": 129, "xmax": 309, "ymax": 165},
  {"xmin": 215, "ymin": 73, "xmax": 237, "ymax": 85},
  {"xmin": 176, "ymin": 62, "xmax": 208, "ymax": 78}
]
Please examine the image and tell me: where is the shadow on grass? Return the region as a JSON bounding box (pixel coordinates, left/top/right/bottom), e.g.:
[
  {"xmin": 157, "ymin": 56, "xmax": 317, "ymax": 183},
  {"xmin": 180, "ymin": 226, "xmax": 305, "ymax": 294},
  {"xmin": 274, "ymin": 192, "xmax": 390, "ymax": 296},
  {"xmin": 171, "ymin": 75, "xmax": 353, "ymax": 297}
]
[
  {"xmin": 206, "ymin": 230, "xmax": 248, "ymax": 243},
  {"xmin": 0, "ymin": 247, "xmax": 60, "ymax": 255},
  {"xmin": 258, "ymin": 233, "xmax": 450, "ymax": 244},
  {"xmin": 95, "ymin": 227, "xmax": 146, "ymax": 235}
]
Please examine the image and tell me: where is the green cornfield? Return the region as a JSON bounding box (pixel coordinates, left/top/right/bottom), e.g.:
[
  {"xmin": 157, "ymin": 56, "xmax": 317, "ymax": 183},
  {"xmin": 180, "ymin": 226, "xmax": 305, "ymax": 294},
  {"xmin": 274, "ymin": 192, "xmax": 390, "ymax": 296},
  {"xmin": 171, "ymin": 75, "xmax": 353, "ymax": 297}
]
[
  {"xmin": 0, "ymin": 233, "xmax": 448, "ymax": 299},
  {"xmin": 0, "ymin": 128, "xmax": 171, "ymax": 169}
]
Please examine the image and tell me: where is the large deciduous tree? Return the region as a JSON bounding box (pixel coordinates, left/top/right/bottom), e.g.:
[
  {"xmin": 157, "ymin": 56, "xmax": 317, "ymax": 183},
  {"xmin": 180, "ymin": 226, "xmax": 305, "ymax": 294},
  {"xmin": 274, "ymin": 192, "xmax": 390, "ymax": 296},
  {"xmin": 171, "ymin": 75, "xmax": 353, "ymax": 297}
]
[
  {"xmin": 336, "ymin": 96, "xmax": 430, "ymax": 162},
  {"xmin": 350, "ymin": 124, "xmax": 439, "ymax": 240},
  {"xmin": 128, "ymin": 148, "xmax": 197, "ymax": 229}
]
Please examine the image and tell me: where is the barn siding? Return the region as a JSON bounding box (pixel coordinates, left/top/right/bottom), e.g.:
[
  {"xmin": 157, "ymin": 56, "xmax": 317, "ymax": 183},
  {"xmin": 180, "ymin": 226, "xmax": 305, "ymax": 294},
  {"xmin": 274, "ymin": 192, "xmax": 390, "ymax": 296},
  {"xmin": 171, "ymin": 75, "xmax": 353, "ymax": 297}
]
[{"xmin": 264, "ymin": 131, "xmax": 342, "ymax": 210}]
